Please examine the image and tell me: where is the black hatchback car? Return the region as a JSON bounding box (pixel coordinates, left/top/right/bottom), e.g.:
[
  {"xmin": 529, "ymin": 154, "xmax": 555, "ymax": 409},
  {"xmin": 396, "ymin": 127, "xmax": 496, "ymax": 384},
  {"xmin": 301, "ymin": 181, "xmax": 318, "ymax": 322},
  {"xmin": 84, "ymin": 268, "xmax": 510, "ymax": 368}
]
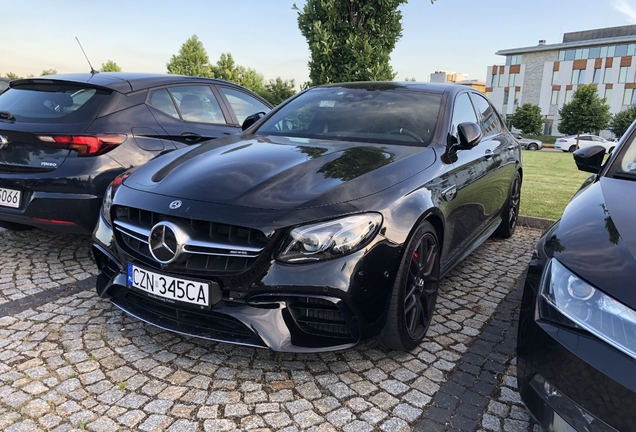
[
  {"xmin": 93, "ymin": 82, "xmax": 522, "ymax": 352},
  {"xmin": 518, "ymin": 126, "xmax": 636, "ymax": 431},
  {"xmin": 0, "ymin": 73, "xmax": 272, "ymax": 233}
]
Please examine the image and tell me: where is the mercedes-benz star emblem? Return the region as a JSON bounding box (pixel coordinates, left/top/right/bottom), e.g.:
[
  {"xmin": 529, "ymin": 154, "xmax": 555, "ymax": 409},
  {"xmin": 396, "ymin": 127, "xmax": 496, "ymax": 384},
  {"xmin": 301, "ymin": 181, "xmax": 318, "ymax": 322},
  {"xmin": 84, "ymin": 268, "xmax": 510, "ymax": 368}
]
[
  {"xmin": 0, "ymin": 136, "xmax": 8, "ymax": 150},
  {"xmin": 148, "ymin": 222, "xmax": 181, "ymax": 264},
  {"xmin": 169, "ymin": 200, "xmax": 182, "ymax": 210}
]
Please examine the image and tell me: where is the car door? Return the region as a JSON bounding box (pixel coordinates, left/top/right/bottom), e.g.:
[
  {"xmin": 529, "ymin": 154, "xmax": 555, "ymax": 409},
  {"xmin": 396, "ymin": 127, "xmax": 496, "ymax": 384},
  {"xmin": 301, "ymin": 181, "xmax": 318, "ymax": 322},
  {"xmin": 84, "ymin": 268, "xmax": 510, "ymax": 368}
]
[
  {"xmin": 469, "ymin": 92, "xmax": 515, "ymax": 221},
  {"xmin": 146, "ymin": 85, "xmax": 239, "ymax": 145},
  {"xmin": 441, "ymin": 91, "xmax": 492, "ymax": 261},
  {"xmin": 216, "ymin": 86, "xmax": 272, "ymax": 126}
]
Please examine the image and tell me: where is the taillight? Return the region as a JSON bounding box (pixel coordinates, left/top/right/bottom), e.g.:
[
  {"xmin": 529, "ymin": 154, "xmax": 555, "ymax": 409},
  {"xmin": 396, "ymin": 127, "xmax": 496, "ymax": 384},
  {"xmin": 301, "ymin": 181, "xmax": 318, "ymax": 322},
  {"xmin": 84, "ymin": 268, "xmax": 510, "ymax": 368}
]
[{"xmin": 37, "ymin": 134, "xmax": 127, "ymax": 156}]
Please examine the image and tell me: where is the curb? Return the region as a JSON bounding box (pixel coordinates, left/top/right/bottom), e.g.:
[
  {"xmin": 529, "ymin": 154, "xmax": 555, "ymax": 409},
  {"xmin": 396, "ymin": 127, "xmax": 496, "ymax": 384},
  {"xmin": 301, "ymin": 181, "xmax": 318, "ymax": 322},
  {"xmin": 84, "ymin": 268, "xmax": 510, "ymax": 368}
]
[{"xmin": 518, "ymin": 215, "xmax": 556, "ymax": 231}]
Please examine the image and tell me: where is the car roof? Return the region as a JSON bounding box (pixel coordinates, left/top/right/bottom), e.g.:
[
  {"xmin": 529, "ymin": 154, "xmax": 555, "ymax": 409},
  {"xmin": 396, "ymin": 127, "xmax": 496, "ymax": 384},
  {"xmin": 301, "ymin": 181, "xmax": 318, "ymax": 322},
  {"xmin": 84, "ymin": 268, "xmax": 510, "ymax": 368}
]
[
  {"xmin": 10, "ymin": 73, "xmax": 238, "ymax": 94},
  {"xmin": 315, "ymin": 81, "xmax": 473, "ymax": 97}
]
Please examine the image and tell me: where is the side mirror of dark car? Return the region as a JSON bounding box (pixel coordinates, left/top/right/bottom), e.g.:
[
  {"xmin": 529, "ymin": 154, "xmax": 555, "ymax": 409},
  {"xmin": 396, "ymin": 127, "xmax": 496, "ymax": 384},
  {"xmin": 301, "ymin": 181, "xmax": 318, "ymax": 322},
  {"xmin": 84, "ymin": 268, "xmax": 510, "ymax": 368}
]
[
  {"xmin": 454, "ymin": 122, "xmax": 482, "ymax": 151},
  {"xmin": 241, "ymin": 111, "xmax": 267, "ymax": 131},
  {"xmin": 574, "ymin": 145, "xmax": 605, "ymax": 174}
]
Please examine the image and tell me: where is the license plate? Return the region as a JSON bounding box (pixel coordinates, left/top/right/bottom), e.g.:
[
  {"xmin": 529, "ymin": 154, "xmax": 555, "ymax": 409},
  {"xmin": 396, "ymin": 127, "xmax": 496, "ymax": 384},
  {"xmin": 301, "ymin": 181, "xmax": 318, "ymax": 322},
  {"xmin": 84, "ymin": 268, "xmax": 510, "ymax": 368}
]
[
  {"xmin": 0, "ymin": 188, "xmax": 20, "ymax": 208},
  {"xmin": 127, "ymin": 264, "xmax": 210, "ymax": 307}
]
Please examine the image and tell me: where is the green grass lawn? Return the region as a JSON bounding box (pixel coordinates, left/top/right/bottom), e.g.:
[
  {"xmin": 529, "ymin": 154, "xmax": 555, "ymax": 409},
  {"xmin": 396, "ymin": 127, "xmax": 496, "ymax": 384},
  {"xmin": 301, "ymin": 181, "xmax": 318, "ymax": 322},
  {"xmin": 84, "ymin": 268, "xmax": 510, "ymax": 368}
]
[{"xmin": 520, "ymin": 150, "xmax": 592, "ymax": 220}]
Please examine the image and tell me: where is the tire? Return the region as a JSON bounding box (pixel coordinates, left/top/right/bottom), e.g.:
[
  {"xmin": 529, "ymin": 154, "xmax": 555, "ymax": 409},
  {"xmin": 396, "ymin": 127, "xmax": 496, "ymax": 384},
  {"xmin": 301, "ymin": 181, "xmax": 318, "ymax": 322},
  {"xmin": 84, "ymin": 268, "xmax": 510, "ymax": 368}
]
[
  {"xmin": 528, "ymin": 143, "xmax": 538, "ymax": 151},
  {"xmin": 568, "ymin": 145, "xmax": 577, "ymax": 152},
  {"xmin": 382, "ymin": 221, "xmax": 440, "ymax": 351},
  {"xmin": 0, "ymin": 220, "xmax": 35, "ymax": 231},
  {"xmin": 494, "ymin": 171, "xmax": 521, "ymax": 239}
]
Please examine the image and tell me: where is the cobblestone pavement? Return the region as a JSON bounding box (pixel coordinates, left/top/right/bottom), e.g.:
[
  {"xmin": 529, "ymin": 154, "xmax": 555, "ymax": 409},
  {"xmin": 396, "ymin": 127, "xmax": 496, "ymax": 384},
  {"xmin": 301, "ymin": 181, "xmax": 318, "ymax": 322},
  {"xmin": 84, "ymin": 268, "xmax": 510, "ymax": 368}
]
[{"xmin": 0, "ymin": 226, "xmax": 544, "ymax": 432}]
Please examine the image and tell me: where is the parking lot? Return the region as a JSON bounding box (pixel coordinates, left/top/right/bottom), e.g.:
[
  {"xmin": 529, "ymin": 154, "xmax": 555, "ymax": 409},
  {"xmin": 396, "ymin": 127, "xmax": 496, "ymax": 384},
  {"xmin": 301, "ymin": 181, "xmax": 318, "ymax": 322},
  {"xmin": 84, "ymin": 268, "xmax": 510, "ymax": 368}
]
[{"xmin": 0, "ymin": 226, "xmax": 543, "ymax": 432}]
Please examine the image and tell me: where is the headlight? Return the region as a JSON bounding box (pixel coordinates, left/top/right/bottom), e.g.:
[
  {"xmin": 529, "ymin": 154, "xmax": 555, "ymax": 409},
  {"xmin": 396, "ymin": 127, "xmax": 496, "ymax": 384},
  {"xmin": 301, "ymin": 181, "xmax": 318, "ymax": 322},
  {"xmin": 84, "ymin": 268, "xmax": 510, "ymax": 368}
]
[
  {"xmin": 277, "ymin": 213, "xmax": 383, "ymax": 263},
  {"xmin": 540, "ymin": 258, "xmax": 636, "ymax": 359},
  {"xmin": 101, "ymin": 171, "xmax": 133, "ymax": 226}
]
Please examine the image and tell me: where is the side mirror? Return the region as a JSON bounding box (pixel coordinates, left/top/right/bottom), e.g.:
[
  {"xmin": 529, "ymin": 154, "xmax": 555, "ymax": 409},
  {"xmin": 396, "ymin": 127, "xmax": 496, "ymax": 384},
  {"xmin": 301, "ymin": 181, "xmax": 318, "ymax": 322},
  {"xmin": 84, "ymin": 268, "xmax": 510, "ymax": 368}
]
[
  {"xmin": 241, "ymin": 111, "xmax": 267, "ymax": 131},
  {"xmin": 454, "ymin": 122, "xmax": 482, "ymax": 151},
  {"xmin": 574, "ymin": 145, "xmax": 605, "ymax": 174}
]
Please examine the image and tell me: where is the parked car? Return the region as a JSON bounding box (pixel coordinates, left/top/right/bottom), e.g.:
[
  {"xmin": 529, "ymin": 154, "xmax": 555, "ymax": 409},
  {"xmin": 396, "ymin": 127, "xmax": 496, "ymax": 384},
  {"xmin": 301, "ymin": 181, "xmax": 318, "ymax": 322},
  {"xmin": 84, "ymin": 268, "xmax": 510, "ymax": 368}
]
[
  {"xmin": 0, "ymin": 73, "xmax": 272, "ymax": 233},
  {"xmin": 0, "ymin": 78, "xmax": 8, "ymax": 94},
  {"xmin": 517, "ymin": 126, "xmax": 636, "ymax": 431},
  {"xmin": 92, "ymin": 82, "xmax": 522, "ymax": 352},
  {"xmin": 555, "ymin": 134, "xmax": 615, "ymax": 153},
  {"xmin": 511, "ymin": 133, "xmax": 542, "ymax": 151}
]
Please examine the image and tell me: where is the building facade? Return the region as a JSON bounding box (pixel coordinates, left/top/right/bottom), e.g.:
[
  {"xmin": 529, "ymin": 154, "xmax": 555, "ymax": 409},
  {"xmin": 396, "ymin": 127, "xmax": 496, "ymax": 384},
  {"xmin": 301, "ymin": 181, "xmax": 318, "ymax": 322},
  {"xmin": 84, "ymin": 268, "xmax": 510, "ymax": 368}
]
[{"xmin": 486, "ymin": 25, "xmax": 636, "ymax": 135}]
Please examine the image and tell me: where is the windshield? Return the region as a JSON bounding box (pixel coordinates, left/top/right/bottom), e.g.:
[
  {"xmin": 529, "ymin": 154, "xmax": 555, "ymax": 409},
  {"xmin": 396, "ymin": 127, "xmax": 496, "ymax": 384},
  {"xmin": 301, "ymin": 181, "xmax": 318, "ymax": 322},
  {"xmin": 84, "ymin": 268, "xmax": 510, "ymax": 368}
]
[
  {"xmin": 255, "ymin": 86, "xmax": 442, "ymax": 146},
  {"xmin": 0, "ymin": 82, "xmax": 112, "ymax": 123},
  {"xmin": 607, "ymin": 133, "xmax": 636, "ymax": 179}
]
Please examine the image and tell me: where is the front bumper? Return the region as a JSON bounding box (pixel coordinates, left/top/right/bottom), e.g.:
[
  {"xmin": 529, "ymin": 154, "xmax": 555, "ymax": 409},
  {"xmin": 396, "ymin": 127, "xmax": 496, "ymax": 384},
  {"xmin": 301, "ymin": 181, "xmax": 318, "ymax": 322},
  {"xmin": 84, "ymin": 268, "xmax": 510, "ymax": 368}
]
[
  {"xmin": 92, "ymin": 213, "xmax": 402, "ymax": 352},
  {"xmin": 517, "ymin": 261, "xmax": 636, "ymax": 432}
]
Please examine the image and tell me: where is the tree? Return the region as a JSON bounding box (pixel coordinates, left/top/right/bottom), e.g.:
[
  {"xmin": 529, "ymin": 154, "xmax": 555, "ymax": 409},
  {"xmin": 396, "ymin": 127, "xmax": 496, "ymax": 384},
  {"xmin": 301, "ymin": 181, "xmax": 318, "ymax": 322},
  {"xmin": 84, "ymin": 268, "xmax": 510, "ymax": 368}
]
[
  {"xmin": 558, "ymin": 84, "xmax": 611, "ymax": 145},
  {"xmin": 166, "ymin": 35, "xmax": 213, "ymax": 77},
  {"xmin": 610, "ymin": 105, "xmax": 636, "ymax": 138},
  {"xmin": 260, "ymin": 78, "xmax": 297, "ymax": 105},
  {"xmin": 40, "ymin": 69, "xmax": 57, "ymax": 76},
  {"xmin": 211, "ymin": 53, "xmax": 266, "ymax": 94},
  {"xmin": 5, "ymin": 72, "xmax": 21, "ymax": 80},
  {"xmin": 510, "ymin": 103, "xmax": 543, "ymax": 135},
  {"xmin": 100, "ymin": 60, "xmax": 122, "ymax": 72},
  {"xmin": 294, "ymin": 0, "xmax": 408, "ymax": 85}
]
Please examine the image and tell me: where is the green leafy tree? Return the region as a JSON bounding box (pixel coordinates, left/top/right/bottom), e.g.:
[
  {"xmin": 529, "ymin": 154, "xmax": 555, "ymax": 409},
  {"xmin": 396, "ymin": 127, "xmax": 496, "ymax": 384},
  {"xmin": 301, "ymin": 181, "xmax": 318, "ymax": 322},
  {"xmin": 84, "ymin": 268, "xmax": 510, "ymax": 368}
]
[
  {"xmin": 610, "ymin": 105, "xmax": 636, "ymax": 138},
  {"xmin": 100, "ymin": 60, "xmax": 122, "ymax": 72},
  {"xmin": 166, "ymin": 35, "xmax": 213, "ymax": 77},
  {"xmin": 40, "ymin": 69, "xmax": 57, "ymax": 76},
  {"xmin": 510, "ymin": 103, "xmax": 543, "ymax": 135},
  {"xmin": 294, "ymin": 0, "xmax": 408, "ymax": 85},
  {"xmin": 260, "ymin": 77, "xmax": 297, "ymax": 105},
  {"xmin": 5, "ymin": 72, "xmax": 21, "ymax": 80},
  {"xmin": 211, "ymin": 53, "xmax": 266, "ymax": 94},
  {"xmin": 558, "ymin": 84, "xmax": 611, "ymax": 145}
]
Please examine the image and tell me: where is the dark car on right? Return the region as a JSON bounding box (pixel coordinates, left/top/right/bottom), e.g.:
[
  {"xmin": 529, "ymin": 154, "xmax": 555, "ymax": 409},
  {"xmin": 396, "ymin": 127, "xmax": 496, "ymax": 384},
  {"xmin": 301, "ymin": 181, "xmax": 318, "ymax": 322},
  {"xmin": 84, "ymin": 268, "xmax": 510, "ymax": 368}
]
[{"xmin": 517, "ymin": 125, "xmax": 636, "ymax": 431}]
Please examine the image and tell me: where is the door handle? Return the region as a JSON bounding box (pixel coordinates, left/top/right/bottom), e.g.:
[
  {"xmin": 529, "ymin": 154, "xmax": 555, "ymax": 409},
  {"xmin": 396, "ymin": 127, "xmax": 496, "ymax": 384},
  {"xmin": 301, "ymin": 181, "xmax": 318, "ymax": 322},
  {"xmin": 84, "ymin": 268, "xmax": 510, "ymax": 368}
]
[
  {"xmin": 506, "ymin": 144, "xmax": 516, "ymax": 150},
  {"xmin": 483, "ymin": 149, "xmax": 493, "ymax": 159},
  {"xmin": 441, "ymin": 185, "xmax": 457, "ymax": 202},
  {"xmin": 180, "ymin": 132, "xmax": 202, "ymax": 143}
]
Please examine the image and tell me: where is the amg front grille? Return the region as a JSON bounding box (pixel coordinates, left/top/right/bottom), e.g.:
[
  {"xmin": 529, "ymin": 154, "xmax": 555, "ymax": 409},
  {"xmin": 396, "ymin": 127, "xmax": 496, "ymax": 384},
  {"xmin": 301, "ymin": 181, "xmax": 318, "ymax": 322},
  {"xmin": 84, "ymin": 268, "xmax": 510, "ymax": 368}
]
[
  {"xmin": 288, "ymin": 297, "xmax": 353, "ymax": 338},
  {"xmin": 114, "ymin": 206, "xmax": 268, "ymax": 275}
]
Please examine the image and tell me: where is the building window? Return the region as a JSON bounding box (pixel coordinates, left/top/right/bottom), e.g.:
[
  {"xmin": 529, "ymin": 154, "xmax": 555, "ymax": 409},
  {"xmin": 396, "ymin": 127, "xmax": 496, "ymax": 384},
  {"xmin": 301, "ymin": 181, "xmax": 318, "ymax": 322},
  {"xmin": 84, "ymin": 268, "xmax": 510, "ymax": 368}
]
[
  {"xmin": 593, "ymin": 68, "xmax": 602, "ymax": 84},
  {"xmin": 623, "ymin": 89, "xmax": 636, "ymax": 105},
  {"xmin": 486, "ymin": 91, "xmax": 492, "ymax": 99},
  {"xmin": 608, "ymin": 45, "xmax": 616, "ymax": 57},
  {"xmin": 551, "ymin": 90, "xmax": 559, "ymax": 105},
  {"xmin": 589, "ymin": 47, "xmax": 601, "ymax": 59},
  {"xmin": 503, "ymin": 90, "xmax": 509, "ymax": 104},
  {"xmin": 506, "ymin": 55, "xmax": 522, "ymax": 66},
  {"xmin": 552, "ymin": 70, "xmax": 559, "ymax": 84},
  {"xmin": 491, "ymin": 74, "xmax": 498, "ymax": 87},
  {"xmin": 604, "ymin": 67, "xmax": 613, "ymax": 84},
  {"xmin": 508, "ymin": 73, "xmax": 519, "ymax": 86},
  {"xmin": 619, "ymin": 66, "xmax": 630, "ymax": 83},
  {"xmin": 630, "ymin": 44, "xmax": 636, "ymax": 56},
  {"xmin": 615, "ymin": 45, "xmax": 628, "ymax": 57},
  {"xmin": 605, "ymin": 88, "xmax": 613, "ymax": 102},
  {"xmin": 565, "ymin": 89, "xmax": 573, "ymax": 103},
  {"xmin": 571, "ymin": 69, "xmax": 586, "ymax": 85}
]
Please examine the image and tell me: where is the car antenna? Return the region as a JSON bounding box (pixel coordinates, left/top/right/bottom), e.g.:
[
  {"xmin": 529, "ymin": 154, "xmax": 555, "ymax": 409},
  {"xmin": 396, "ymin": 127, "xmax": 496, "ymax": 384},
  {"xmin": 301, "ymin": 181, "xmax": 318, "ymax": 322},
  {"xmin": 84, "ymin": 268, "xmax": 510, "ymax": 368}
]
[{"xmin": 75, "ymin": 37, "xmax": 99, "ymax": 74}]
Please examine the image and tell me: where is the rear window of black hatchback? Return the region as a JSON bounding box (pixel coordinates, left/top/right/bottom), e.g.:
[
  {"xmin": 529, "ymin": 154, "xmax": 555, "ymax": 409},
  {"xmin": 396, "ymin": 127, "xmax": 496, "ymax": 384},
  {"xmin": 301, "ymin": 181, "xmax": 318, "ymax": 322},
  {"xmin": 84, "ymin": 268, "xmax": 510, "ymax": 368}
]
[{"xmin": 0, "ymin": 82, "xmax": 112, "ymax": 123}]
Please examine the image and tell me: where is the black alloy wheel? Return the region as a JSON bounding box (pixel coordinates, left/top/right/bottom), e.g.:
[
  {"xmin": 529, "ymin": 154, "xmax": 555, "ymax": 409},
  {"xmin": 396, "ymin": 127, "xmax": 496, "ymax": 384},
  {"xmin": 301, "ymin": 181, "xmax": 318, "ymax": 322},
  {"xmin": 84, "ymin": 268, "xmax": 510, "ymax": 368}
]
[
  {"xmin": 568, "ymin": 144, "xmax": 577, "ymax": 152},
  {"xmin": 494, "ymin": 171, "xmax": 521, "ymax": 238},
  {"xmin": 383, "ymin": 221, "xmax": 440, "ymax": 351}
]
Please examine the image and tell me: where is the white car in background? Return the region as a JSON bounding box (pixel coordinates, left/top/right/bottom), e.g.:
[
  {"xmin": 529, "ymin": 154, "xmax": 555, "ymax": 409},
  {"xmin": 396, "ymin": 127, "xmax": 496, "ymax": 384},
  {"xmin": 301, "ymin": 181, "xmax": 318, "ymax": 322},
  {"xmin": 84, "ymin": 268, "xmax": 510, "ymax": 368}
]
[
  {"xmin": 555, "ymin": 134, "xmax": 616, "ymax": 153},
  {"xmin": 511, "ymin": 133, "xmax": 542, "ymax": 150}
]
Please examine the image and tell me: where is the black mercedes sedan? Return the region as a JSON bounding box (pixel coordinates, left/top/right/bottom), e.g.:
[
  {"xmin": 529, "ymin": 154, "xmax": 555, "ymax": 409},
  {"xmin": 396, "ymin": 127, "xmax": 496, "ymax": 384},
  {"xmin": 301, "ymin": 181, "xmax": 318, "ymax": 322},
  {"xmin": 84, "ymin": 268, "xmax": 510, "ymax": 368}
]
[
  {"xmin": 517, "ymin": 126, "xmax": 636, "ymax": 431},
  {"xmin": 92, "ymin": 82, "xmax": 522, "ymax": 352},
  {"xmin": 0, "ymin": 73, "xmax": 271, "ymax": 233}
]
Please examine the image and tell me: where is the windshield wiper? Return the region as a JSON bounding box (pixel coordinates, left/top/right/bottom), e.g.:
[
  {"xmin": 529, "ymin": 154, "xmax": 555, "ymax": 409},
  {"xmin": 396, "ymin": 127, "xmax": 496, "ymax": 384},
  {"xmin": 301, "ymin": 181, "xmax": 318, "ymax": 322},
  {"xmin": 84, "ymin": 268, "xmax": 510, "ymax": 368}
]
[
  {"xmin": 0, "ymin": 111, "xmax": 15, "ymax": 121},
  {"xmin": 612, "ymin": 172, "xmax": 636, "ymax": 181}
]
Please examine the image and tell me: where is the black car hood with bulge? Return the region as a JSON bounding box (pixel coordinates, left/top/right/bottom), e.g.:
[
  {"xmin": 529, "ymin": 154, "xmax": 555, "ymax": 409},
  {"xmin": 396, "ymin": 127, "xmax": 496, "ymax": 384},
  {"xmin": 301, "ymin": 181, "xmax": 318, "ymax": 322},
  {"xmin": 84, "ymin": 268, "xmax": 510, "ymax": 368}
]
[
  {"xmin": 549, "ymin": 176, "xmax": 636, "ymax": 308},
  {"xmin": 124, "ymin": 134, "xmax": 436, "ymax": 211}
]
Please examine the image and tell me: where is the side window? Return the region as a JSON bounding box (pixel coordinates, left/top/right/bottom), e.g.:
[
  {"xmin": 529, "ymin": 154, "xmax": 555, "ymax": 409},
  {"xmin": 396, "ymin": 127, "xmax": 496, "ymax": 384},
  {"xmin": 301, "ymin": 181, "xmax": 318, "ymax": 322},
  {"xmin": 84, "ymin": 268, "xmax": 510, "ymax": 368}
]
[
  {"xmin": 470, "ymin": 93, "xmax": 504, "ymax": 137},
  {"xmin": 219, "ymin": 87, "xmax": 270, "ymax": 125},
  {"xmin": 451, "ymin": 93, "xmax": 478, "ymax": 138},
  {"xmin": 169, "ymin": 85, "xmax": 227, "ymax": 124},
  {"xmin": 592, "ymin": 136, "xmax": 604, "ymax": 142},
  {"xmin": 581, "ymin": 135, "xmax": 592, "ymax": 141},
  {"xmin": 148, "ymin": 88, "xmax": 179, "ymax": 119}
]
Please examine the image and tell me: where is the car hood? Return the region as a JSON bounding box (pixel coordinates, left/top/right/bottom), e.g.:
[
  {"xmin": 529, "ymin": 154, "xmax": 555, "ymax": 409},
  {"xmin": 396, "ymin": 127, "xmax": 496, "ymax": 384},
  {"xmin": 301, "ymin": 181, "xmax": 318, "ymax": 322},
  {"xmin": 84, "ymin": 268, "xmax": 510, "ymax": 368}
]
[
  {"xmin": 548, "ymin": 176, "xmax": 636, "ymax": 307},
  {"xmin": 124, "ymin": 134, "xmax": 436, "ymax": 211}
]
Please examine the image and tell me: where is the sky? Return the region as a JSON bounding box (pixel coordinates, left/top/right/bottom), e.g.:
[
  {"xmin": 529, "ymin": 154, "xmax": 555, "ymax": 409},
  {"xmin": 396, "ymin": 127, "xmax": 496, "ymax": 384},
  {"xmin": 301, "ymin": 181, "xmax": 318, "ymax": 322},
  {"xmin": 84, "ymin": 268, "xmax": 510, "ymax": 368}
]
[{"xmin": 2, "ymin": 0, "xmax": 636, "ymax": 88}]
